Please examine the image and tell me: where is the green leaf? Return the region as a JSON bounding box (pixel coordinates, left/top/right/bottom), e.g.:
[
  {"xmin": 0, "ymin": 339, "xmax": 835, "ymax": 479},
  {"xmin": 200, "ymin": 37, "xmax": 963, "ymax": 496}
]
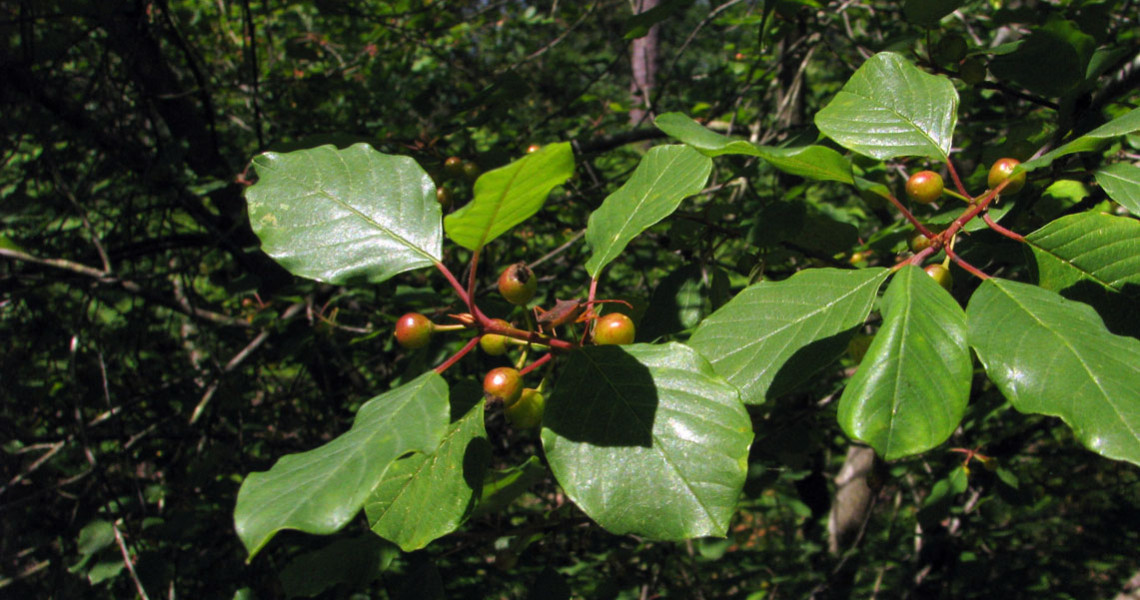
[
  {"xmin": 471, "ymin": 456, "xmax": 547, "ymax": 518},
  {"xmin": 278, "ymin": 536, "xmax": 396, "ymax": 598},
  {"xmin": 989, "ymin": 18, "xmax": 1095, "ymax": 97},
  {"xmin": 1021, "ymin": 108, "xmax": 1140, "ymax": 172},
  {"xmin": 245, "ymin": 144, "xmax": 442, "ymax": 284},
  {"xmin": 967, "ymin": 279, "xmax": 1140, "ymax": 466},
  {"xmin": 1025, "ymin": 212, "xmax": 1140, "ymax": 296},
  {"xmin": 654, "ymin": 113, "xmax": 762, "ymax": 157},
  {"xmin": 903, "ymin": 0, "xmax": 962, "ymax": 26},
  {"xmin": 1095, "ymin": 163, "xmax": 1140, "ymax": 214},
  {"xmin": 639, "ymin": 264, "xmax": 728, "ymax": 340},
  {"xmin": 541, "ymin": 343, "xmax": 752, "ymax": 540},
  {"xmin": 838, "ymin": 266, "xmax": 971, "ymax": 460},
  {"xmin": 234, "ymin": 372, "xmax": 450, "ymax": 559},
  {"xmin": 654, "ymin": 112, "xmax": 853, "ymax": 183},
  {"xmin": 814, "ymin": 52, "xmax": 958, "ymax": 161},
  {"xmin": 76, "ymin": 519, "xmax": 115, "ymax": 557},
  {"xmin": 444, "ymin": 142, "xmax": 574, "ymax": 251},
  {"xmin": 365, "ymin": 401, "xmax": 490, "ymax": 551},
  {"xmin": 584, "ymin": 145, "xmax": 711, "ymax": 278},
  {"xmin": 690, "ymin": 268, "xmax": 890, "ymax": 404}
]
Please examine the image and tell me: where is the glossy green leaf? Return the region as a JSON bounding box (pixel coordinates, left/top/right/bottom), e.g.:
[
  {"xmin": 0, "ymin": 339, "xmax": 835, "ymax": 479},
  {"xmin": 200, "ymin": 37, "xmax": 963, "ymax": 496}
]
[
  {"xmin": 584, "ymin": 145, "xmax": 711, "ymax": 277},
  {"xmin": 967, "ymin": 279, "xmax": 1140, "ymax": 466},
  {"xmin": 815, "ymin": 52, "xmax": 958, "ymax": 161},
  {"xmin": 245, "ymin": 143, "xmax": 442, "ymax": 284},
  {"xmin": 838, "ymin": 266, "xmax": 971, "ymax": 460},
  {"xmin": 1025, "ymin": 212, "xmax": 1140, "ymax": 295},
  {"xmin": 365, "ymin": 401, "xmax": 489, "ymax": 551},
  {"xmin": 541, "ymin": 343, "xmax": 752, "ymax": 540},
  {"xmin": 1021, "ymin": 108, "xmax": 1140, "ymax": 172},
  {"xmin": 1095, "ymin": 163, "xmax": 1140, "ymax": 214},
  {"xmin": 654, "ymin": 112, "xmax": 853, "ymax": 183},
  {"xmin": 234, "ymin": 372, "xmax": 450, "ymax": 559},
  {"xmin": 639, "ymin": 264, "xmax": 728, "ymax": 340},
  {"xmin": 444, "ymin": 142, "xmax": 574, "ymax": 251},
  {"xmin": 989, "ymin": 18, "xmax": 1095, "ymax": 97},
  {"xmin": 690, "ymin": 268, "xmax": 890, "ymax": 404}
]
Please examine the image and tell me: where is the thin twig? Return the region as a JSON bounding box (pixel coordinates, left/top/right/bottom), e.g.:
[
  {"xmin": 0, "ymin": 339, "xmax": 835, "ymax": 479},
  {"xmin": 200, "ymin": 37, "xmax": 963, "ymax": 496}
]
[{"xmin": 112, "ymin": 521, "xmax": 151, "ymax": 600}]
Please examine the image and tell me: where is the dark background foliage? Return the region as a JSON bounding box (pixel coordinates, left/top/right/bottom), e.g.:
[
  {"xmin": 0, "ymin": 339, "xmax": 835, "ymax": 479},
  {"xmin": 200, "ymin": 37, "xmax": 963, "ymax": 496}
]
[{"xmin": 2, "ymin": 0, "xmax": 1138, "ymax": 598}]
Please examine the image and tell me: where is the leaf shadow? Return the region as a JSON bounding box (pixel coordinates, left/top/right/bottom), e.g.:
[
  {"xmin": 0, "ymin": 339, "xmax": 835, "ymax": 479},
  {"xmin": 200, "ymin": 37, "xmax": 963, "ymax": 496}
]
[
  {"xmin": 764, "ymin": 326, "xmax": 860, "ymax": 403},
  {"xmin": 544, "ymin": 346, "xmax": 657, "ymax": 447}
]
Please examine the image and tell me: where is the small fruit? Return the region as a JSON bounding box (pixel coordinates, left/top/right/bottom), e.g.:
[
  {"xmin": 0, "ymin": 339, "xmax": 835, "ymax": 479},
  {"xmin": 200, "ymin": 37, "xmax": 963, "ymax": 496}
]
[
  {"xmin": 436, "ymin": 186, "xmax": 453, "ymax": 209},
  {"xmin": 443, "ymin": 156, "xmax": 464, "ymax": 177},
  {"xmin": 987, "ymin": 158, "xmax": 1026, "ymax": 194},
  {"xmin": 958, "ymin": 57, "xmax": 986, "ymax": 85},
  {"xmin": 936, "ymin": 34, "xmax": 968, "ymax": 63},
  {"xmin": 592, "ymin": 312, "xmax": 635, "ymax": 346},
  {"xmin": 526, "ymin": 144, "xmax": 541, "ymax": 154},
  {"xmin": 461, "ymin": 160, "xmax": 481, "ymax": 181},
  {"xmin": 908, "ymin": 230, "xmax": 935, "ymax": 253},
  {"xmin": 906, "ymin": 170, "xmax": 944, "ymax": 204},
  {"xmin": 483, "ymin": 367, "xmax": 523, "ymax": 405},
  {"xmin": 395, "ymin": 313, "xmax": 433, "ymax": 349},
  {"xmin": 498, "ymin": 262, "xmax": 537, "ymax": 305},
  {"xmin": 505, "ymin": 388, "xmax": 545, "ymax": 429},
  {"xmin": 479, "ymin": 319, "xmax": 512, "ymax": 356},
  {"xmin": 924, "ymin": 264, "xmax": 953, "ymax": 291}
]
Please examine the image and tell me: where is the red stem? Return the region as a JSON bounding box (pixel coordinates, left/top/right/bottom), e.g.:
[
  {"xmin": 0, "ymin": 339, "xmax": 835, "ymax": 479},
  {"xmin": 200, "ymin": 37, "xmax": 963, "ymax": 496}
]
[
  {"xmin": 435, "ymin": 337, "xmax": 480, "ymax": 374},
  {"xmin": 944, "ymin": 158, "xmax": 972, "ymax": 200},
  {"xmin": 884, "ymin": 191, "xmax": 935, "ymax": 238},
  {"xmin": 943, "ymin": 243, "xmax": 991, "ymax": 280},
  {"xmin": 435, "ymin": 261, "xmax": 470, "ymax": 306},
  {"xmin": 982, "ymin": 212, "xmax": 1025, "ymax": 242},
  {"xmin": 519, "ymin": 352, "xmax": 554, "ymax": 377}
]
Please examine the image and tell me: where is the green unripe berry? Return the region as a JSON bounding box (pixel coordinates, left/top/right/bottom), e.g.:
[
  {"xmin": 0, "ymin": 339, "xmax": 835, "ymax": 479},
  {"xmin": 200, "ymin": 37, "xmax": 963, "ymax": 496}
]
[
  {"xmin": 505, "ymin": 388, "xmax": 545, "ymax": 429},
  {"xmin": 924, "ymin": 264, "xmax": 953, "ymax": 291},
  {"xmin": 479, "ymin": 319, "xmax": 512, "ymax": 356},
  {"xmin": 483, "ymin": 367, "xmax": 523, "ymax": 406},
  {"xmin": 498, "ymin": 263, "xmax": 537, "ymax": 305},
  {"xmin": 395, "ymin": 313, "xmax": 433, "ymax": 349},
  {"xmin": 906, "ymin": 170, "xmax": 944, "ymax": 204},
  {"xmin": 592, "ymin": 312, "xmax": 635, "ymax": 346},
  {"xmin": 908, "ymin": 230, "xmax": 935, "ymax": 253},
  {"xmin": 987, "ymin": 158, "xmax": 1026, "ymax": 195},
  {"xmin": 461, "ymin": 161, "xmax": 481, "ymax": 181}
]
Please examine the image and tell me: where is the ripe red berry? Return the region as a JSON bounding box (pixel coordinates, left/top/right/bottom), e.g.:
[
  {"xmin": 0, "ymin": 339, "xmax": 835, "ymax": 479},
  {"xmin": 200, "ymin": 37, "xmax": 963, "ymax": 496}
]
[
  {"xmin": 906, "ymin": 171, "xmax": 944, "ymax": 204},
  {"xmin": 498, "ymin": 263, "xmax": 537, "ymax": 305},
  {"xmin": 987, "ymin": 158, "xmax": 1026, "ymax": 194},
  {"xmin": 593, "ymin": 312, "xmax": 635, "ymax": 346},
  {"xmin": 483, "ymin": 367, "xmax": 523, "ymax": 406},
  {"xmin": 924, "ymin": 264, "xmax": 953, "ymax": 291},
  {"xmin": 395, "ymin": 313, "xmax": 433, "ymax": 349}
]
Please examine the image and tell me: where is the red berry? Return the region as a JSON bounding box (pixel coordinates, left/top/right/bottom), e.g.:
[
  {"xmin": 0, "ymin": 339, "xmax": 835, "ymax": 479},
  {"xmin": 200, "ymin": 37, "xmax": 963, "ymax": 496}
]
[
  {"xmin": 526, "ymin": 144, "xmax": 541, "ymax": 154},
  {"xmin": 483, "ymin": 367, "xmax": 523, "ymax": 405},
  {"xmin": 906, "ymin": 171, "xmax": 944, "ymax": 204},
  {"xmin": 395, "ymin": 313, "xmax": 433, "ymax": 349},
  {"xmin": 987, "ymin": 158, "xmax": 1026, "ymax": 194},
  {"xmin": 498, "ymin": 263, "xmax": 537, "ymax": 305},
  {"xmin": 443, "ymin": 156, "xmax": 464, "ymax": 177},
  {"xmin": 593, "ymin": 312, "xmax": 635, "ymax": 346}
]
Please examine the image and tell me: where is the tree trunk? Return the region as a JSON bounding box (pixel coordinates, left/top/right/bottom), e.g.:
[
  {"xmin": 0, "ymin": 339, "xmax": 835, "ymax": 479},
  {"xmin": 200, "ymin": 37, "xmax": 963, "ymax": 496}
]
[{"xmin": 629, "ymin": 0, "xmax": 661, "ymax": 126}]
